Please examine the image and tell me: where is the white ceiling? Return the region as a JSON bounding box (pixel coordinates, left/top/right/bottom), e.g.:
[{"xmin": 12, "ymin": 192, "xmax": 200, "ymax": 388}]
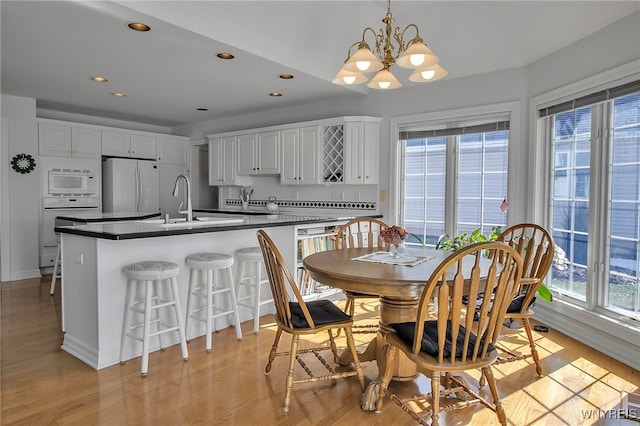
[{"xmin": 2, "ymin": 1, "xmax": 638, "ymax": 128}]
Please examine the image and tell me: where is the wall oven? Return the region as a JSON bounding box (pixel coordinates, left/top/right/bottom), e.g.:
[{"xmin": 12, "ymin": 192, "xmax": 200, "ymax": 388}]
[{"xmin": 47, "ymin": 169, "xmax": 97, "ymax": 196}]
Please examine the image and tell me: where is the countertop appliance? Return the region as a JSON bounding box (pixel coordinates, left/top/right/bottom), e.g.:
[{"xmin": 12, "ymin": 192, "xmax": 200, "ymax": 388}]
[
  {"xmin": 102, "ymin": 158, "xmax": 160, "ymax": 213},
  {"xmin": 47, "ymin": 169, "xmax": 97, "ymax": 196}
]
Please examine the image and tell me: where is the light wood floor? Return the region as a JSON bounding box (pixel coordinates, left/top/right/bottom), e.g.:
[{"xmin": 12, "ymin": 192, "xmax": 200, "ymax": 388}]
[{"xmin": 2, "ymin": 276, "xmax": 639, "ymax": 425}]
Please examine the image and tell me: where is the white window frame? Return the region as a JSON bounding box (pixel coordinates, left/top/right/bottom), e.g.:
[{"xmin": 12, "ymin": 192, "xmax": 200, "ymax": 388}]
[
  {"xmin": 389, "ymin": 101, "xmax": 521, "ymax": 227},
  {"xmin": 530, "ymin": 59, "xmax": 640, "ymax": 370}
]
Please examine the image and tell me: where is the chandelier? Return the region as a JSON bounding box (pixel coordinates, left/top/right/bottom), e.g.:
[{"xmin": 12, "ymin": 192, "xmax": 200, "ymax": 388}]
[{"xmin": 333, "ymin": 0, "xmax": 447, "ymax": 90}]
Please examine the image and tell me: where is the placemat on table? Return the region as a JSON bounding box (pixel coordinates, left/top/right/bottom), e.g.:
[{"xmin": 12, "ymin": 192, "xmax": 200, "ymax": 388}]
[{"xmin": 352, "ymin": 251, "xmax": 435, "ymax": 267}]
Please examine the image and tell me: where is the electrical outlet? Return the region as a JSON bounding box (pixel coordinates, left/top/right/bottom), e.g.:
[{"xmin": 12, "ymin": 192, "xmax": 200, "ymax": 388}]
[{"xmin": 380, "ymin": 191, "xmax": 387, "ymax": 202}]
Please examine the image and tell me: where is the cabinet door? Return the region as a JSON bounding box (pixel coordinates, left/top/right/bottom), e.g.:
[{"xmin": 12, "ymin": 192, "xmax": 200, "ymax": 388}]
[
  {"xmin": 39, "ymin": 123, "xmax": 71, "ymax": 157},
  {"xmin": 257, "ymin": 130, "xmax": 280, "ymax": 174},
  {"xmin": 131, "ymin": 134, "xmax": 156, "ymax": 159},
  {"xmin": 362, "ymin": 121, "xmax": 380, "ymax": 184},
  {"xmin": 344, "ymin": 122, "xmax": 364, "ymax": 184},
  {"xmin": 71, "ymin": 127, "xmax": 101, "ymax": 159},
  {"xmin": 299, "ymin": 126, "xmax": 319, "ymax": 184},
  {"xmin": 236, "ymin": 134, "xmax": 257, "ymax": 175},
  {"xmin": 208, "ymin": 138, "xmax": 223, "ymax": 185},
  {"xmin": 157, "ymin": 136, "xmax": 187, "ymax": 165},
  {"xmin": 102, "ymin": 131, "xmax": 131, "ymax": 157},
  {"xmin": 280, "ymin": 129, "xmax": 299, "ymax": 184},
  {"xmin": 221, "ymin": 137, "xmax": 237, "ymax": 184}
]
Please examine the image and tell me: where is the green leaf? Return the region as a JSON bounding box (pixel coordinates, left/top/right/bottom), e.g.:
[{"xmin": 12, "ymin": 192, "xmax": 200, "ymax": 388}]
[{"xmin": 537, "ymin": 283, "xmax": 553, "ymax": 302}]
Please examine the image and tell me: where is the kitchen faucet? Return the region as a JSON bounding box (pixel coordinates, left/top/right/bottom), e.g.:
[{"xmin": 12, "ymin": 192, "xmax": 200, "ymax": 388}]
[{"xmin": 172, "ymin": 174, "xmax": 193, "ymax": 222}]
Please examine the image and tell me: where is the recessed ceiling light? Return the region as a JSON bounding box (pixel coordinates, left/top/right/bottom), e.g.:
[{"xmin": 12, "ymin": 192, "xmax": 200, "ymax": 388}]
[
  {"xmin": 91, "ymin": 76, "xmax": 108, "ymax": 83},
  {"xmin": 111, "ymin": 92, "xmax": 126, "ymax": 97},
  {"xmin": 216, "ymin": 53, "xmax": 235, "ymax": 60},
  {"xmin": 197, "ymin": 107, "xmax": 208, "ymax": 111},
  {"xmin": 279, "ymin": 74, "xmax": 294, "ymax": 80},
  {"xmin": 270, "ymin": 92, "xmax": 282, "ymax": 97},
  {"xmin": 127, "ymin": 22, "xmax": 151, "ymax": 32}
]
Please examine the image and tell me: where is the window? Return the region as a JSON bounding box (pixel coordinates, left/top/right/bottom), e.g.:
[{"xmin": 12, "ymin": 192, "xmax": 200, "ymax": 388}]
[
  {"xmin": 543, "ymin": 83, "xmax": 640, "ymax": 320},
  {"xmin": 399, "ymin": 117, "xmax": 509, "ymax": 247}
]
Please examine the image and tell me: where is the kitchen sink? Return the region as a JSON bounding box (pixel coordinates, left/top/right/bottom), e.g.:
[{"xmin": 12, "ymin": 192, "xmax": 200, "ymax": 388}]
[{"xmin": 137, "ymin": 216, "xmax": 244, "ymax": 228}]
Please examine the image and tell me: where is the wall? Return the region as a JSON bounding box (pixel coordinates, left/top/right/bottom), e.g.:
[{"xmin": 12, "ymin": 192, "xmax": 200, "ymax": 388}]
[
  {"xmin": 1, "ymin": 95, "xmax": 40, "ymax": 280},
  {"xmin": 176, "ymin": 67, "xmax": 530, "ymax": 223}
]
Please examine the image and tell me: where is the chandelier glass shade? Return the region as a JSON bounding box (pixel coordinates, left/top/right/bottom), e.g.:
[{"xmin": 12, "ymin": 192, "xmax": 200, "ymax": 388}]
[{"xmin": 333, "ymin": 0, "xmax": 446, "ymax": 90}]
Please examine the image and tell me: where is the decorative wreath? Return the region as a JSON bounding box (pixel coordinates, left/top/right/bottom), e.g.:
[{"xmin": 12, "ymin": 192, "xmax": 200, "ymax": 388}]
[{"xmin": 11, "ymin": 153, "xmax": 36, "ymax": 174}]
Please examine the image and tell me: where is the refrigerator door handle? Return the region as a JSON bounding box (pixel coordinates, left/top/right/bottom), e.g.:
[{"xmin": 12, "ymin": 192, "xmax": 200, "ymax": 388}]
[{"xmin": 135, "ymin": 167, "xmax": 140, "ymax": 212}]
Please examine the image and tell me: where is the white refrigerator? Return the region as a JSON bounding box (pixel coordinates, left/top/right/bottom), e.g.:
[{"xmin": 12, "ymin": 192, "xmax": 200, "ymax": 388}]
[{"xmin": 102, "ymin": 158, "xmax": 160, "ymax": 213}]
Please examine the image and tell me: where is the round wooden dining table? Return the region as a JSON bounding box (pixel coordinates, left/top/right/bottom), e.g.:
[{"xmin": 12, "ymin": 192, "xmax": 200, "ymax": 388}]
[
  {"xmin": 303, "ymin": 246, "xmax": 450, "ymax": 409},
  {"xmin": 304, "ymin": 246, "xmax": 501, "ymax": 410}
]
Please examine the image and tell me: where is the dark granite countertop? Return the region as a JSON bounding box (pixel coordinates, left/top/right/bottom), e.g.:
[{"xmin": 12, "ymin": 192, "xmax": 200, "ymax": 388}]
[
  {"xmin": 55, "ymin": 211, "xmax": 161, "ymax": 223},
  {"xmin": 54, "ymin": 213, "xmax": 359, "ymax": 241}
]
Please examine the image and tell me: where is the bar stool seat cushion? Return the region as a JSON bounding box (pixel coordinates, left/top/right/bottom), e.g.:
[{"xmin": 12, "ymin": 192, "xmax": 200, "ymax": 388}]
[
  {"xmin": 289, "ymin": 300, "xmax": 351, "ymax": 329},
  {"xmin": 235, "ymin": 246, "xmax": 263, "ymax": 260},
  {"xmin": 186, "ymin": 253, "xmax": 233, "ymax": 270},
  {"xmin": 123, "ymin": 261, "xmax": 180, "ymax": 281}
]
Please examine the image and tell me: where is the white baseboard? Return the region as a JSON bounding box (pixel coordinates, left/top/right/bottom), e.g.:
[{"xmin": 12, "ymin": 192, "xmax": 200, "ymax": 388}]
[{"xmin": 9, "ymin": 269, "xmax": 42, "ymax": 282}]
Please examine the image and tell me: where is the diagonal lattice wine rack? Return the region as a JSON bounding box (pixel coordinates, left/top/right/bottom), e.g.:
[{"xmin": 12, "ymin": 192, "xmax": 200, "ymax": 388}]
[{"xmin": 321, "ymin": 124, "xmax": 344, "ymax": 183}]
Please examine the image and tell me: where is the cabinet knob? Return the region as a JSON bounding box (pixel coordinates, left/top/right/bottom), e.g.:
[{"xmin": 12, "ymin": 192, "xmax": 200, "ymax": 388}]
[
  {"xmin": 365, "ymin": 176, "xmax": 369, "ymax": 178},
  {"xmin": 67, "ymin": 150, "xmax": 71, "ymax": 153}
]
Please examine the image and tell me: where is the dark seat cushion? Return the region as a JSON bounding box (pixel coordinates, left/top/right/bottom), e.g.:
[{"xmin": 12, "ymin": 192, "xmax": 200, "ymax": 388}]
[
  {"xmin": 391, "ymin": 320, "xmax": 495, "ymax": 359},
  {"xmin": 289, "ymin": 300, "xmax": 351, "ymax": 328},
  {"xmin": 507, "ymin": 294, "xmax": 536, "ymax": 313},
  {"xmin": 463, "ymin": 293, "xmax": 536, "ymax": 314}
]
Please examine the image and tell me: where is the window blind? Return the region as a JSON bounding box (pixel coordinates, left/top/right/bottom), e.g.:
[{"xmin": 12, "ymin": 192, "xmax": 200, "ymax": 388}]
[
  {"xmin": 538, "ymin": 79, "xmax": 640, "ymax": 118},
  {"xmin": 399, "ymin": 120, "xmax": 509, "ymax": 140}
]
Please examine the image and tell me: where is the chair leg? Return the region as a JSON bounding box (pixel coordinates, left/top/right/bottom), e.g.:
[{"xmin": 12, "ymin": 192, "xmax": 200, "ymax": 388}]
[
  {"xmin": 265, "ymin": 327, "xmax": 283, "ymax": 375},
  {"xmin": 50, "ymin": 242, "xmax": 61, "ymax": 295},
  {"xmin": 431, "ymin": 370, "xmax": 441, "ymax": 426},
  {"xmin": 169, "ymin": 276, "xmax": 189, "ymax": 361},
  {"xmin": 226, "ymin": 266, "xmax": 243, "ymax": 340},
  {"xmin": 522, "ymin": 318, "xmax": 543, "ymax": 376},
  {"xmin": 375, "ymin": 344, "xmax": 397, "ymax": 413},
  {"xmin": 483, "ymin": 366, "xmax": 507, "ymax": 426},
  {"xmin": 283, "ymin": 334, "xmax": 300, "ymax": 413},
  {"xmin": 185, "ymin": 268, "xmax": 194, "ymax": 342},
  {"xmin": 327, "ymin": 330, "xmax": 339, "ymax": 364},
  {"xmin": 343, "ymin": 327, "xmax": 364, "ymax": 390},
  {"xmin": 141, "ymin": 280, "xmax": 153, "ymax": 376},
  {"xmin": 206, "ymin": 269, "xmax": 214, "ymax": 352},
  {"xmin": 253, "ymin": 261, "xmax": 263, "ymax": 334}
]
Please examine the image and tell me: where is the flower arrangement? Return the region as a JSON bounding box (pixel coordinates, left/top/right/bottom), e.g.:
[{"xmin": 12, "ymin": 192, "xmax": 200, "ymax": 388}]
[
  {"xmin": 380, "ymin": 225, "xmax": 408, "ymax": 245},
  {"xmin": 239, "ymin": 187, "xmax": 253, "ymax": 203}
]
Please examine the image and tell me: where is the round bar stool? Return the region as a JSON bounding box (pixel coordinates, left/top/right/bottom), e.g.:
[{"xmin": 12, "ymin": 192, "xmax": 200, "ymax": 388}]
[
  {"xmin": 235, "ymin": 247, "xmax": 273, "ymax": 334},
  {"xmin": 185, "ymin": 253, "xmax": 242, "ymax": 351},
  {"xmin": 120, "ymin": 260, "xmax": 189, "ymax": 377}
]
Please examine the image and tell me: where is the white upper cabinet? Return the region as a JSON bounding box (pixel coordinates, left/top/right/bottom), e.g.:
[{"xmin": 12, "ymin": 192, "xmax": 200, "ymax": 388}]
[
  {"xmin": 39, "ymin": 122, "xmax": 101, "ymax": 159},
  {"xmin": 207, "ymin": 116, "xmax": 380, "ymax": 186},
  {"xmin": 209, "ymin": 137, "xmax": 251, "ymax": 186},
  {"xmin": 281, "ymin": 127, "xmax": 318, "ymax": 185},
  {"xmin": 102, "ymin": 131, "xmax": 156, "ymax": 159},
  {"xmin": 237, "ymin": 130, "xmax": 280, "ymax": 175},
  {"xmin": 157, "ymin": 135, "xmax": 188, "ymax": 165},
  {"xmin": 344, "ymin": 120, "xmax": 380, "ymax": 185}
]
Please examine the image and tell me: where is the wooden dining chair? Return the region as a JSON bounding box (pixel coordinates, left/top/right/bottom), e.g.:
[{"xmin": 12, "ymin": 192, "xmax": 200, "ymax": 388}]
[
  {"xmin": 256, "ymin": 230, "xmax": 365, "ymax": 412},
  {"xmin": 485, "ymin": 223, "xmax": 554, "ymax": 381},
  {"xmin": 334, "ymin": 217, "xmax": 389, "ymax": 333},
  {"xmin": 375, "ymin": 241, "xmax": 523, "ymax": 426}
]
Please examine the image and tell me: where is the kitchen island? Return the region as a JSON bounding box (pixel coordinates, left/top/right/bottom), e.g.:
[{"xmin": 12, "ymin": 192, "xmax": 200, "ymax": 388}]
[{"xmin": 55, "ymin": 213, "xmax": 356, "ymax": 369}]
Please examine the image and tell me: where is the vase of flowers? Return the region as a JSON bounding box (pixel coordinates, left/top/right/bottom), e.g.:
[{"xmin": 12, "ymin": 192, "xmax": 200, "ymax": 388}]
[{"xmin": 380, "ymin": 225, "xmax": 408, "ymax": 258}]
